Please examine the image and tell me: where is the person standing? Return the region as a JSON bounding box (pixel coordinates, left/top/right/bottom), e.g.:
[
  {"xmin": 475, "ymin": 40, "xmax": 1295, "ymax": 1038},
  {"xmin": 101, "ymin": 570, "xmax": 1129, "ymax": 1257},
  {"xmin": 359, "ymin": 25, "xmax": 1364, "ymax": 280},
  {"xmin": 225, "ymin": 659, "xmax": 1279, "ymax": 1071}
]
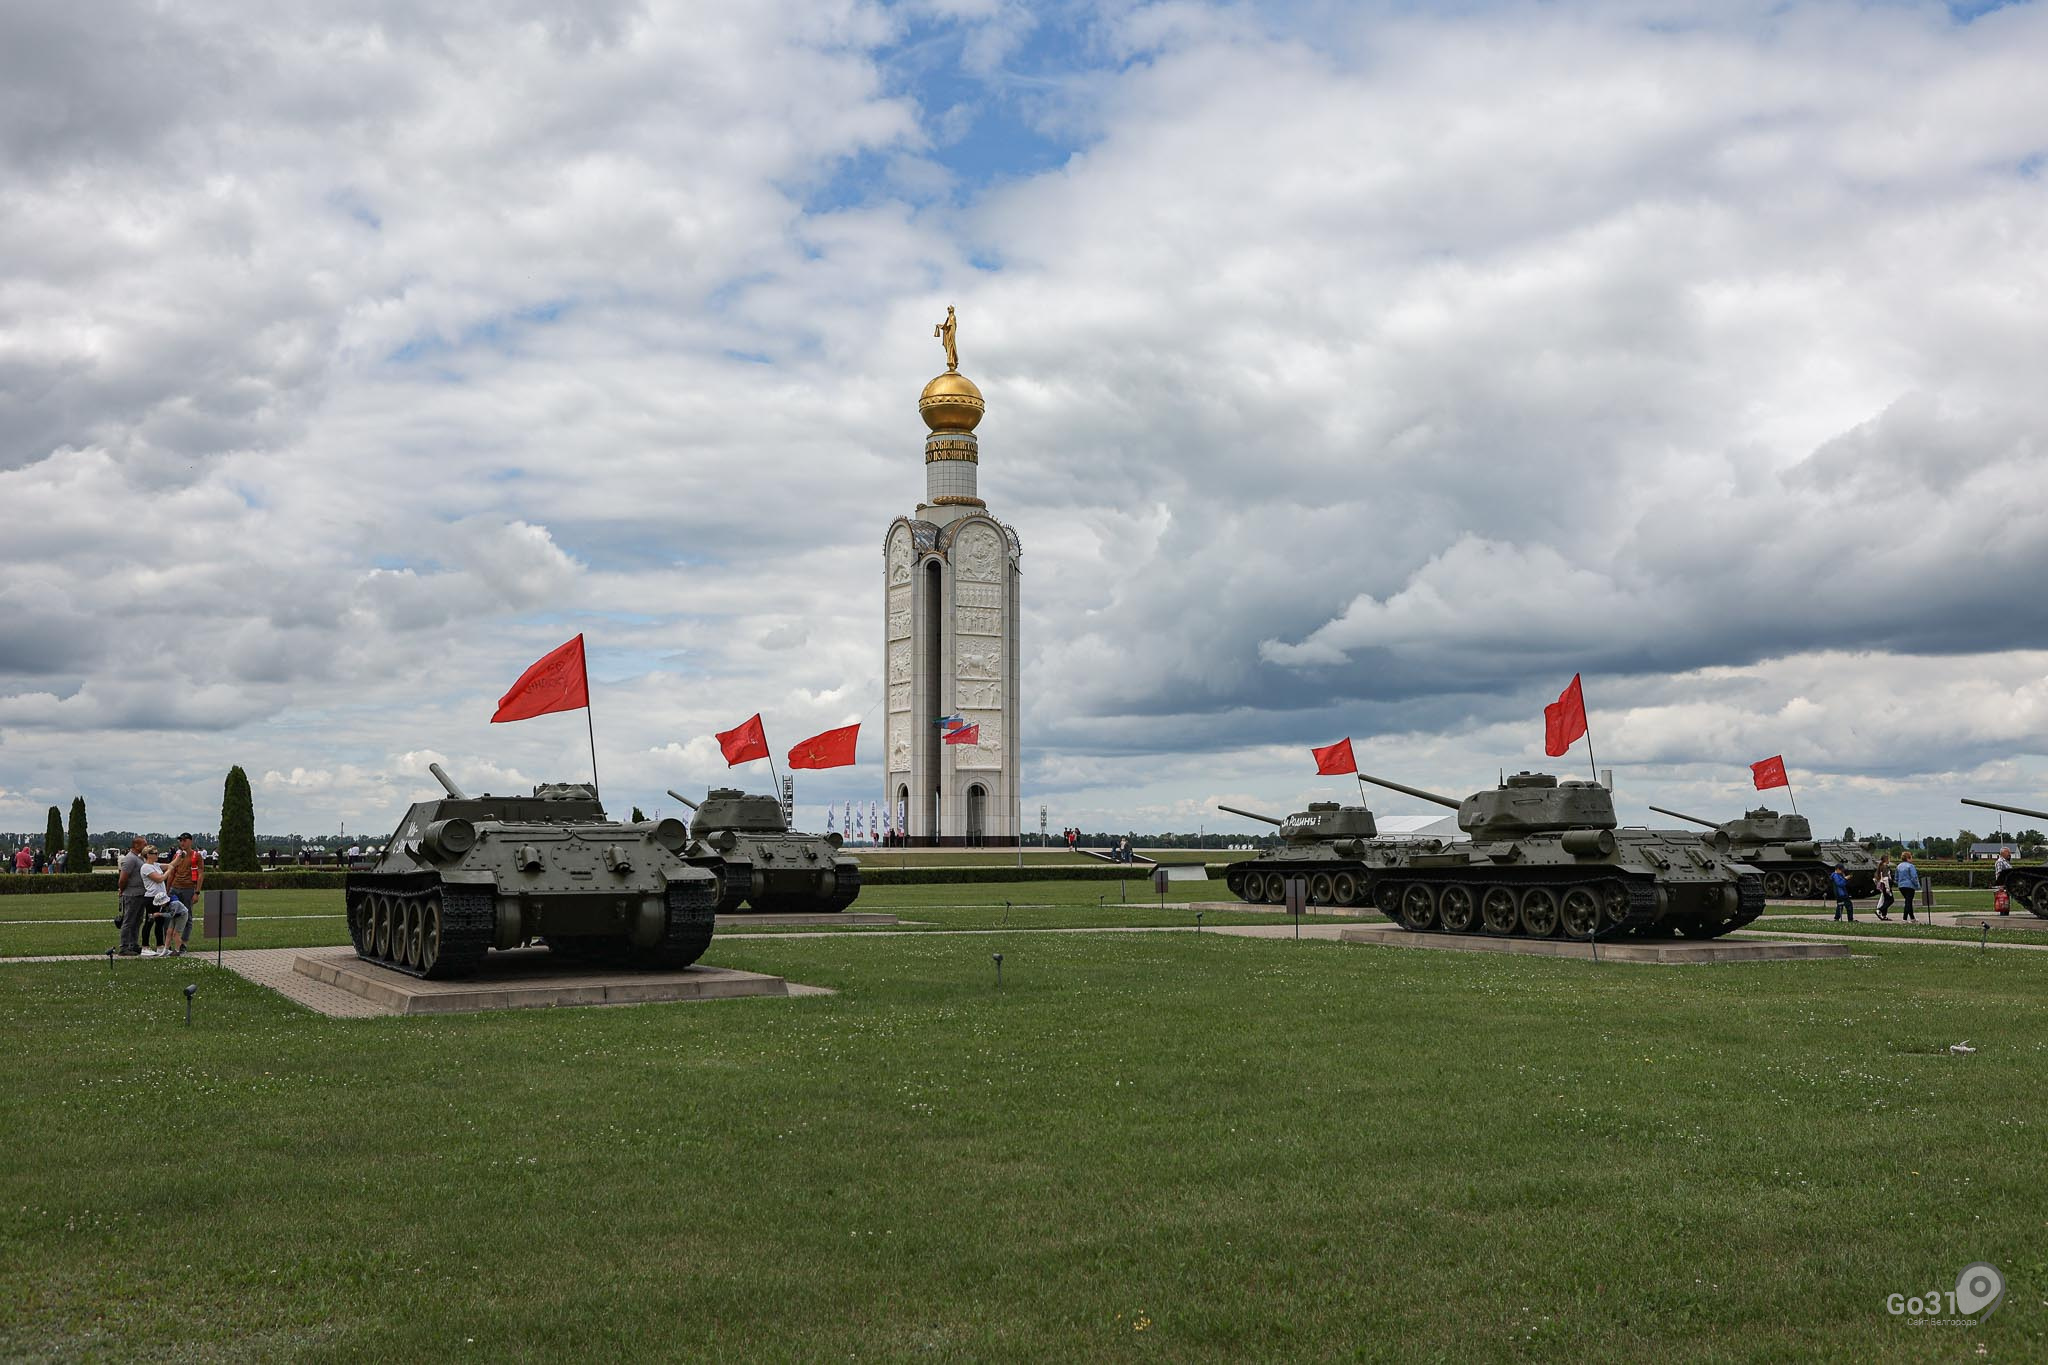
[
  {"xmin": 1830, "ymin": 865, "xmax": 1855, "ymax": 922},
  {"xmin": 13, "ymin": 844, "xmax": 30, "ymax": 874},
  {"xmin": 166, "ymin": 833, "xmax": 203, "ymax": 936},
  {"xmin": 1994, "ymin": 847, "xmax": 2013, "ymax": 914},
  {"xmin": 1873, "ymin": 858, "xmax": 1894, "ymax": 920},
  {"xmin": 1894, "ymin": 852, "xmax": 1920, "ymax": 921},
  {"xmin": 115, "ymin": 836, "xmax": 148, "ymax": 956}
]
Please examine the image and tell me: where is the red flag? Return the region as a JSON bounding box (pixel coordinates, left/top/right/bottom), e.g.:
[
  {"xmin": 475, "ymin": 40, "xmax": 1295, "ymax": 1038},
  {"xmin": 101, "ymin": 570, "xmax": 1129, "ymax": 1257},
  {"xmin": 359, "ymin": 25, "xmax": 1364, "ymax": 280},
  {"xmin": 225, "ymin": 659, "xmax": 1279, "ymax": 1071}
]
[
  {"xmin": 716, "ymin": 714, "xmax": 769, "ymax": 766},
  {"xmin": 1313, "ymin": 738, "xmax": 1357, "ymax": 775},
  {"xmin": 1543, "ymin": 674, "xmax": 1588, "ymax": 757},
  {"xmin": 491, "ymin": 635, "xmax": 589, "ymax": 723},
  {"xmin": 943, "ymin": 723, "xmax": 981, "ymax": 746},
  {"xmin": 788, "ymin": 724, "xmax": 859, "ymax": 770},
  {"xmin": 1751, "ymin": 755, "xmax": 1789, "ymax": 791}
]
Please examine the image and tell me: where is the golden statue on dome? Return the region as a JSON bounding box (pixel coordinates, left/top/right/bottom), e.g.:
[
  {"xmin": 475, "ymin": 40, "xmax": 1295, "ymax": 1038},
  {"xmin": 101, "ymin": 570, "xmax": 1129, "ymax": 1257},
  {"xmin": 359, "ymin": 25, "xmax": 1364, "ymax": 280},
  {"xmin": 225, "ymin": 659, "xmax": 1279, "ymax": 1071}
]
[{"xmin": 934, "ymin": 305, "xmax": 958, "ymax": 371}]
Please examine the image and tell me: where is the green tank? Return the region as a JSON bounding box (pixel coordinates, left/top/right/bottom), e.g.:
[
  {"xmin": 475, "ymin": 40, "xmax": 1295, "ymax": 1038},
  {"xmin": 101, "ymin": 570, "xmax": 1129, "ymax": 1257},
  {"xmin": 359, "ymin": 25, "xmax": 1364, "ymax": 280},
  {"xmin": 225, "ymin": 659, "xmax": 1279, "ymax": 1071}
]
[
  {"xmin": 345, "ymin": 764, "xmax": 718, "ymax": 978},
  {"xmin": 668, "ymin": 788, "xmax": 862, "ymax": 914},
  {"xmin": 1959, "ymin": 798, "xmax": 2048, "ymax": 917},
  {"xmin": 1216, "ymin": 801, "xmax": 1399, "ymax": 907},
  {"xmin": 1648, "ymin": 804, "xmax": 1877, "ymax": 899},
  {"xmin": 1357, "ymin": 770, "xmax": 1764, "ymax": 940}
]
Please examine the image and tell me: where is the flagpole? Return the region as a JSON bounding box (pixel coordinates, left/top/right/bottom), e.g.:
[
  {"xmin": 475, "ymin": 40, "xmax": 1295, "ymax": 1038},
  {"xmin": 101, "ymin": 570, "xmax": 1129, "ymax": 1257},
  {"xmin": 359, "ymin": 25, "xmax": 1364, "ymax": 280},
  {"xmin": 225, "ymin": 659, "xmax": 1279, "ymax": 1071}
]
[
  {"xmin": 585, "ymin": 704, "xmax": 601, "ymax": 800},
  {"xmin": 1580, "ymin": 682, "xmax": 1601, "ymax": 786},
  {"xmin": 1785, "ymin": 766, "xmax": 1799, "ymax": 817}
]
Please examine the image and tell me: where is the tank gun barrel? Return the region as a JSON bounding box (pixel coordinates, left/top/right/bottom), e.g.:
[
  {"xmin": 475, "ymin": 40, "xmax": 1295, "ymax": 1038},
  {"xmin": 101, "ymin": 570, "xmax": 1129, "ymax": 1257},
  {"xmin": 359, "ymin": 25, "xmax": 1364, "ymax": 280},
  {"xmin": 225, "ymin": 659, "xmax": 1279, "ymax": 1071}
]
[
  {"xmin": 1216, "ymin": 803, "xmax": 1283, "ymax": 828},
  {"xmin": 428, "ymin": 763, "xmax": 467, "ymax": 799},
  {"xmin": 1647, "ymin": 804, "xmax": 1719, "ymax": 829},
  {"xmin": 1961, "ymin": 797, "xmax": 2048, "ymax": 823},
  {"xmin": 665, "ymin": 789, "xmax": 702, "ymax": 812},
  {"xmin": 1354, "ymin": 772, "xmax": 1462, "ymax": 812}
]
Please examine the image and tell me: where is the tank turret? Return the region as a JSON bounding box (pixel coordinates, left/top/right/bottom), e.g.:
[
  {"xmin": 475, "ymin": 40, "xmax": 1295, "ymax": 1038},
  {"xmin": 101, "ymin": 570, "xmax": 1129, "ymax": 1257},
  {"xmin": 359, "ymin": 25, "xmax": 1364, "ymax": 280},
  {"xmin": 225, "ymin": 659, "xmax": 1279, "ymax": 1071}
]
[
  {"xmin": 344, "ymin": 769, "xmax": 717, "ymax": 979},
  {"xmin": 670, "ymin": 786, "xmax": 861, "ymax": 915},
  {"xmin": 1361, "ymin": 770, "xmax": 1616, "ymax": 839}
]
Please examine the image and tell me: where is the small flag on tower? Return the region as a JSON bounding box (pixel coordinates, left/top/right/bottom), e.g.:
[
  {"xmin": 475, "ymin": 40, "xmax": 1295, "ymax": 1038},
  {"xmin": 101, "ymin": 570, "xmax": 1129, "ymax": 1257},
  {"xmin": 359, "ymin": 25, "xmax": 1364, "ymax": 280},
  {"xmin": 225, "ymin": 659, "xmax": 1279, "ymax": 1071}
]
[
  {"xmin": 937, "ymin": 713, "xmax": 965, "ymax": 730},
  {"xmin": 944, "ymin": 723, "xmax": 981, "ymax": 746}
]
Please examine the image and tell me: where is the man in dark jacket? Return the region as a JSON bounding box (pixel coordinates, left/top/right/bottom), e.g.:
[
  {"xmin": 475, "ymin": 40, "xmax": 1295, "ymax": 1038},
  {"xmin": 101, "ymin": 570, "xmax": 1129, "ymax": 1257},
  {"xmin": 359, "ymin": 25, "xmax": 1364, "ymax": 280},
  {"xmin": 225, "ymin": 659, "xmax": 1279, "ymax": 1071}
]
[{"xmin": 1830, "ymin": 866, "xmax": 1855, "ymax": 922}]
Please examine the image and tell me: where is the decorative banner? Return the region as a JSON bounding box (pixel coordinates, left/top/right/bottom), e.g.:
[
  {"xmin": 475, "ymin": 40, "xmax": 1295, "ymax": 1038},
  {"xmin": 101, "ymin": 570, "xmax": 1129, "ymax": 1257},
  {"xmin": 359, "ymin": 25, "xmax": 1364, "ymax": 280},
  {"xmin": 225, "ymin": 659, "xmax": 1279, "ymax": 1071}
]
[
  {"xmin": 716, "ymin": 714, "xmax": 770, "ymax": 766},
  {"xmin": 788, "ymin": 724, "xmax": 859, "ymax": 770},
  {"xmin": 1312, "ymin": 738, "xmax": 1357, "ymax": 775},
  {"xmin": 944, "ymin": 723, "xmax": 981, "ymax": 746},
  {"xmin": 1752, "ymin": 755, "xmax": 1790, "ymax": 791},
  {"xmin": 492, "ymin": 635, "xmax": 589, "ymax": 723},
  {"xmin": 825, "ymin": 806, "xmax": 836, "ymax": 834},
  {"xmin": 1544, "ymin": 674, "xmax": 1588, "ymax": 758},
  {"xmin": 868, "ymin": 801, "xmax": 878, "ymax": 842}
]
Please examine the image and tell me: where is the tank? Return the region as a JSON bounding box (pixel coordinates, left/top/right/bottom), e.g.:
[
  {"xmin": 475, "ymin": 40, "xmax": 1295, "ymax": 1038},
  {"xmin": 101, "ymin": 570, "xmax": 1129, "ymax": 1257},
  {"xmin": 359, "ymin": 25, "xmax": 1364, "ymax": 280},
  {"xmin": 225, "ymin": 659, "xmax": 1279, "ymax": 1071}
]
[
  {"xmin": 1959, "ymin": 798, "xmax": 2048, "ymax": 917},
  {"xmin": 1355, "ymin": 771, "xmax": 1764, "ymax": 940},
  {"xmin": 1648, "ymin": 804, "xmax": 1878, "ymax": 899},
  {"xmin": 668, "ymin": 788, "xmax": 862, "ymax": 914},
  {"xmin": 344, "ymin": 764, "xmax": 718, "ymax": 978},
  {"xmin": 1215, "ymin": 802, "xmax": 1403, "ymax": 907}
]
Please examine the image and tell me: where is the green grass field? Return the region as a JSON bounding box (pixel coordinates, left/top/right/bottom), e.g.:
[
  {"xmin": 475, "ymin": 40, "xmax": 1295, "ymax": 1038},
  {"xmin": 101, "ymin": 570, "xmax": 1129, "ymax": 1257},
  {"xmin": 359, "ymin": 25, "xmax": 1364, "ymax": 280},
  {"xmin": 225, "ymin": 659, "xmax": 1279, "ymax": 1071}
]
[{"xmin": 5, "ymin": 885, "xmax": 2043, "ymax": 1359}]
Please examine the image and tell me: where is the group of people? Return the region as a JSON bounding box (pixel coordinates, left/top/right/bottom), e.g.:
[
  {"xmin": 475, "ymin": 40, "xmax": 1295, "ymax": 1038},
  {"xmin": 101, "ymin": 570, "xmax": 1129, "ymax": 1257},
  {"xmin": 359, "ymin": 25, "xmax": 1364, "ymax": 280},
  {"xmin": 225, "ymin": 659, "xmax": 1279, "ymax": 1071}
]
[
  {"xmin": 6, "ymin": 845, "xmax": 67, "ymax": 873},
  {"xmin": 112, "ymin": 834, "xmax": 204, "ymax": 958},
  {"xmin": 1835, "ymin": 853, "xmax": 1923, "ymax": 922}
]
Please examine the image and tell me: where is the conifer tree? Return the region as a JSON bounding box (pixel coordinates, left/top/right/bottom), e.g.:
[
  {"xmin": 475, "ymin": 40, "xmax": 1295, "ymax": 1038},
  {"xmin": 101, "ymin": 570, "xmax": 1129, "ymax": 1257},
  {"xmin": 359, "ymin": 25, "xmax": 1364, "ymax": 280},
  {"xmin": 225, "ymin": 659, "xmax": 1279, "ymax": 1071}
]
[
  {"xmin": 66, "ymin": 797, "xmax": 90, "ymax": 874},
  {"xmin": 631, "ymin": 806, "xmax": 647, "ymax": 822},
  {"xmin": 43, "ymin": 806, "xmax": 64, "ymax": 869},
  {"xmin": 218, "ymin": 766, "xmax": 259, "ymax": 871}
]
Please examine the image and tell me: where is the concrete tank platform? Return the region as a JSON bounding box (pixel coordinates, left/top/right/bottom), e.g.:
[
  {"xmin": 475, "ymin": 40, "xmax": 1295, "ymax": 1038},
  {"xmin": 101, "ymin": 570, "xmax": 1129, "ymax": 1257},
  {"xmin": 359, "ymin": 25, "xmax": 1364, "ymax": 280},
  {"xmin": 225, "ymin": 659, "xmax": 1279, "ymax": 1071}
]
[
  {"xmin": 1953, "ymin": 914, "xmax": 2048, "ymax": 932},
  {"xmin": 1338, "ymin": 925, "xmax": 1850, "ymax": 964},
  {"xmin": 1184, "ymin": 901, "xmax": 1376, "ymax": 918},
  {"xmin": 716, "ymin": 912, "xmax": 899, "ymax": 928},
  {"xmin": 288, "ymin": 946, "xmax": 821, "ymax": 1016}
]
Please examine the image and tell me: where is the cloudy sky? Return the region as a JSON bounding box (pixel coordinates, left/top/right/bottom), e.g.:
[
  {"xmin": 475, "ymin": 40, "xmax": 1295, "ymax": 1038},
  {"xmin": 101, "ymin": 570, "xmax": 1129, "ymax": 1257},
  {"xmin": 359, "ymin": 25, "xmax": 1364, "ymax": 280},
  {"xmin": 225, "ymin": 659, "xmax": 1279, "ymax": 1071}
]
[{"xmin": 3, "ymin": 0, "xmax": 2045, "ymax": 844}]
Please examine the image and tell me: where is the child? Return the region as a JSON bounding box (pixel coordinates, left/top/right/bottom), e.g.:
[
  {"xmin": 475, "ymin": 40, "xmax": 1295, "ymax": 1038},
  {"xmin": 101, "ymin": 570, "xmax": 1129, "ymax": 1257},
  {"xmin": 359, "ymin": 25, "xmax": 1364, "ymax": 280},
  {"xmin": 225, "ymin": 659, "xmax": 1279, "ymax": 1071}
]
[{"xmin": 1830, "ymin": 865, "xmax": 1855, "ymax": 922}]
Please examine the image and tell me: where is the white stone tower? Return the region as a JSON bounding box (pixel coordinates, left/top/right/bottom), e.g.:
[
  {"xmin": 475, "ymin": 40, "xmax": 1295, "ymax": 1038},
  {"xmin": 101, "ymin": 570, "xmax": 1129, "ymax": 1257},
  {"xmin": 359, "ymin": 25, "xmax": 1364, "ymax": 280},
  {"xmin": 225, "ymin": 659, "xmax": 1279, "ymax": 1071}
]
[{"xmin": 882, "ymin": 309, "xmax": 1021, "ymax": 846}]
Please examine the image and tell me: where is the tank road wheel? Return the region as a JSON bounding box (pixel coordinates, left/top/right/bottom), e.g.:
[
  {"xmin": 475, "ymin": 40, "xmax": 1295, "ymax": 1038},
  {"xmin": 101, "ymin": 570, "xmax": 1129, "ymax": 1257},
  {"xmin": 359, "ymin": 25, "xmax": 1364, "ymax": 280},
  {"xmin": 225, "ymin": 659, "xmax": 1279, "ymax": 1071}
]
[
  {"xmin": 1519, "ymin": 887, "xmax": 1561, "ymax": 938},
  {"xmin": 1437, "ymin": 885, "xmax": 1478, "ymax": 934},
  {"xmin": 373, "ymin": 895, "xmax": 393, "ymax": 960},
  {"xmin": 1400, "ymin": 884, "xmax": 1439, "ymax": 932},
  {"xmin": 1481, "ymin": 887, "xmax": 1519, "ymax": 935},
  {"xmin": 347, "ymin": 893, "xmax": 370, "ymax": 955},
  {"xmin": 1309, "ymin": 873, "xmax": 1335, "ymax": 906},
  {"xmin": 1560, "ymin": 888, "xmax": 1601, "ymax": 941},
  {"xmin": 1600, "ymin": 882, "xmax": 1630, "ymax": 930},
  {"xmin": 398, "ymin": 898, "xmax": 420, "ymax": 967},
  {"xmin": 1375, "ymin": 882, "xmax": 1403, "ymax": 919},
  {"xmin": 416, "ymin": 894, "xmax": 442, "ymax": 974},
  {"xmin": 1786, "ymin": 870, "xmax": 1818, "ymax": 899},
  {"xmin": 1761, "ymin": 871, "xmax": 1789, "ymax": 899},
  {"xmin": 1249, "ymin": 872, "xmax": 1275, "ymax": 904},
  {"xmin": 1331, "ymin": 871, "xmax": 1360, "ymax": 906},
  {"xmin": 1226, "ymin": 870, "xmax": 1248, "ymax": 901}
]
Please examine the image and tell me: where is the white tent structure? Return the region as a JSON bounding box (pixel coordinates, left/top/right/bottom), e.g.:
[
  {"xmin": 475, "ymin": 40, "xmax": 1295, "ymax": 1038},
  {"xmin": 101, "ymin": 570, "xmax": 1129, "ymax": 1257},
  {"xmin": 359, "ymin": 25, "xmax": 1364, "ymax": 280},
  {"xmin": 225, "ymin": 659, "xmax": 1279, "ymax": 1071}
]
[{"xmin": 1374, "ymin": 814, "xmax": 1464, "ymax": 842}]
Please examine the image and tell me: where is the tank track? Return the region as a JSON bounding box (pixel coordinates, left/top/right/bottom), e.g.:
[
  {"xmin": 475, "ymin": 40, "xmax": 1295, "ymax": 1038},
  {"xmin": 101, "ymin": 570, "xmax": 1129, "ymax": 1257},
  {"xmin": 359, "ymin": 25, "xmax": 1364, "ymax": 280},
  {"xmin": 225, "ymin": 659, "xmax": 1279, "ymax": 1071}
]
[
  {"xmin": 821, "ymin": 863, "xmax": 862, "ymax": 914},
  {"xmin": 545, "ymin": 877, "xmax": 718, "ymax": 970},
  {"xmin": 1755, "ymin": 860, "xmax": 1873, "ymax": 901},
  {"xmin": 345, "ymin": 874, "xmax": 494, "ymax": 980},
  {"xmin": 1368, "ymin": 870, "xmax": 1680, "ymax": 942},
  {"xmin": 1224, "ymin": 859, "xmax": 1378, "ymax": 908},
  {"xmin": 698, "ymin": 859, "xmax": 751, "ymax": 914}
]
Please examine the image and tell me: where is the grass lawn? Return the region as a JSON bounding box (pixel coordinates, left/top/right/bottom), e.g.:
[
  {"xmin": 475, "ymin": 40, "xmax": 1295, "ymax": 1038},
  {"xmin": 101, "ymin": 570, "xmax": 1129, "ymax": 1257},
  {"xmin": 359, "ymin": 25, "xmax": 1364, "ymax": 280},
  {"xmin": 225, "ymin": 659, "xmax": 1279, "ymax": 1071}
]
[
  {"xmin": 6, "ymin": 921, "xmax": 2046, "ymax": 1359},
  {"xmin": 0, "ymin": 882, "xmax": 1333, "ymax": 958}
]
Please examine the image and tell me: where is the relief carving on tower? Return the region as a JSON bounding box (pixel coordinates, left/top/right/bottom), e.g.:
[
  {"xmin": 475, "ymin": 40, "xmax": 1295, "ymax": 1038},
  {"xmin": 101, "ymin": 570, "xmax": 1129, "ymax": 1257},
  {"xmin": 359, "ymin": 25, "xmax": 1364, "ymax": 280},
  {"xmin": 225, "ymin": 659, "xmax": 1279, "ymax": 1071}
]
[
  {"xmin": 887, "ymin": 529, "xmax": 913, "ymax": 585},
  {"xmin": 956, "ymin": 523, "xmax": 1001, "ymax": 582},
  {"xmin": 955, "ymin": 606, "xmax": 1000, "ymax": 637},
  {"xmin": 956, "ymin": 680, "xmax": 1001, "ymax": 710},
  {"xmin": 888, "ymin": 683, "xmax": 911, "ymax": 712},
  {"xmin": 887, "ymin": 641, "xmax": 910, "ymax": 684},
  {"xmin": 957, "ymin": 639, "xmax": 1000, "ymax": 681},
  {"xmin": 954, "ymin": 715, "xmax": 1002, "ymax": 768},
  {"xmin": 954, "ymin": 581, "xmax": 1000, "ymax": 608},
  {"xmin": 888, "ymin": 729, "xmax": 911, "ymax": 772},
  {"xmin": 888, "ymin": 606, "xmax": 912, "ymax": 640}
]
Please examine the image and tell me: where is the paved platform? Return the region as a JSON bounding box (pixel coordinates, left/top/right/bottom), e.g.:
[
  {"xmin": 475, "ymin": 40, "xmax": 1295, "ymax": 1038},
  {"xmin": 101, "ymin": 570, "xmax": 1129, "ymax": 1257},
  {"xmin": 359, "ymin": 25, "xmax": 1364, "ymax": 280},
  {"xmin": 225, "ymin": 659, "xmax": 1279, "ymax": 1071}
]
[
  {"xmin": 717, "ymin": 912, "xmax": 897, "ymax": 928},
  {"xmin": 1339, "ymin": 924, "xmax": 1850, "ymax": 963},
  {"xmin": 1952, "ymin": 914, "xmax": 2048, "ymax": 932},
  {"xmin": 278, "ymin": 946, "xmax": 822, "ymax": 1017},
  {"xmin": 1184, "ymin": 901, "xmax": 1375, "ymax": 918}
]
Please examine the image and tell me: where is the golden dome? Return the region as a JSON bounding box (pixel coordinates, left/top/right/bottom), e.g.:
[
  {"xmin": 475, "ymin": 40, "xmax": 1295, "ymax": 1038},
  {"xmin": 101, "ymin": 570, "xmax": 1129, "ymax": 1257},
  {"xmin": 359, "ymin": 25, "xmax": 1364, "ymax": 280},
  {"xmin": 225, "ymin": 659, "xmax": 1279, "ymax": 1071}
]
[{"xmin": 919, "ymin": 370, "xmax": 985, "ymax": 432}]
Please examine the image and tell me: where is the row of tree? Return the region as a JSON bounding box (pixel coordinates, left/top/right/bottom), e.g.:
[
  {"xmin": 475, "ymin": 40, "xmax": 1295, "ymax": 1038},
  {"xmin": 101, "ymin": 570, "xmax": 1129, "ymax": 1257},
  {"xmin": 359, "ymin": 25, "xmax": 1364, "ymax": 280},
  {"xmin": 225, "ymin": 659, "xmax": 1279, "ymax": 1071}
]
[{"xmin": 10, "ymin": 767, "xmax": 262, "ymax": 872}]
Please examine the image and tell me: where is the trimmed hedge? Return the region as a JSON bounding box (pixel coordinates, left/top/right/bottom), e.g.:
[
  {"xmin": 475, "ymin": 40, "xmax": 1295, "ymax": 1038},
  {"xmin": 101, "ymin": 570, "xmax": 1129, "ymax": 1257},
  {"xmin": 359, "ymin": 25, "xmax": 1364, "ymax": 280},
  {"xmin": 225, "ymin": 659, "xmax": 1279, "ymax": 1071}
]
[{"xmin": 0, "ymin": 870, "xmax": 348, "ymax": 896}]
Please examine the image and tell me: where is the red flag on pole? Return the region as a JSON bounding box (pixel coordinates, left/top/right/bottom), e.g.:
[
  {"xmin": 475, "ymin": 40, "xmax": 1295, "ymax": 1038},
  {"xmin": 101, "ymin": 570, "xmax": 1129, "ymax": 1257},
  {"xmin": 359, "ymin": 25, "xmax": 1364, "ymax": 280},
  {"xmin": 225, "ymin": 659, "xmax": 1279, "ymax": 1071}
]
[
  {"xmin": 716, "ymin": 714, "xmax": 770, "ymax": 766},
  {"xmin": 1543, "ymin": 674, "xmax": 1588, "ymax": 758},
  {"xmin": 943, "ymin": 723, "xmax": 981, "ymax": 746},
  {"xmin": 788, "ymin": 724, "xmax": 859, "ymax": 770},
  {"xmin": 1751, "ymin": 755, "xmax": 1789, "ymax": 790},
  {"xmin": 1313, "ymin": 738, "xmax": 1357, "ymax": 775},
  {"xmin": 491, "ymin": 635, "xmax": 589, "ymax": 723}
]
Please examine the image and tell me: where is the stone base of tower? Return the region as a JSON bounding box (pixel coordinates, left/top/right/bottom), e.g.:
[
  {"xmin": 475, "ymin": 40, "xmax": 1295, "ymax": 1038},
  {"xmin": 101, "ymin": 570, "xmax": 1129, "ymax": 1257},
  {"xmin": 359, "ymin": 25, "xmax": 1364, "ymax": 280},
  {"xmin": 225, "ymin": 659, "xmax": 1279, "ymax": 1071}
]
[{"xmin": 889, "ymin": 835, "xmax": 1023, "ymax": 849}]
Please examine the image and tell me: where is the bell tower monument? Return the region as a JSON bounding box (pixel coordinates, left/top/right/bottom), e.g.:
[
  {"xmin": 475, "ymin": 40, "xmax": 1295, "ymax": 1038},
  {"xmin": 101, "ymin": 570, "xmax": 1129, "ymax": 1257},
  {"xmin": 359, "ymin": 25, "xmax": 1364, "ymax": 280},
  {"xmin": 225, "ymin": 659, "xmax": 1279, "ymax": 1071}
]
[{"xmin": 882, "ymin": 308, "xmax": 1021, "ymax": 846}]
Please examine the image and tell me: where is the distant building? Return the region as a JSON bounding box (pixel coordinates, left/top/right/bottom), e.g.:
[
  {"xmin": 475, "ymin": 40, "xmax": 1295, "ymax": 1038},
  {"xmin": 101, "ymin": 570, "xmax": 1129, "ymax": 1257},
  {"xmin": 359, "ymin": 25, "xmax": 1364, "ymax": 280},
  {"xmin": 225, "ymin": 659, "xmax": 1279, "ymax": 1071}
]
[{"xmin": 1966, "ymin": 841, "xmax": 2015, "ymax": 860}]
